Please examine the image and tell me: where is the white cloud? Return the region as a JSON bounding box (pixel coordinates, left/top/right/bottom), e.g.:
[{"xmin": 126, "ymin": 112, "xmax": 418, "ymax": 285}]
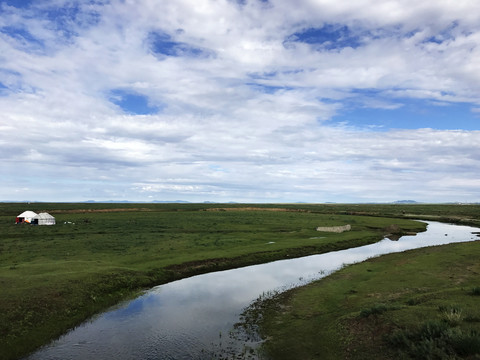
[{"xmin": 1, "ymin": 0, "xmax": 480, "ymax": 202}]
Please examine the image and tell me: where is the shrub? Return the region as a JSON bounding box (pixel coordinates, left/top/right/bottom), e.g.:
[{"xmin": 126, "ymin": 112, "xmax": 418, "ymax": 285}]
[
  {"xmin": 451, "ymin": 330, "xmax": 480, "ymax": 356},
  {"xmin": 359, "ymin": 303, "xmax": 388, "ymax": 318},
  {"xmin": 387, "ymin": 320, "xmax": 453, "ymax": 359},
  {"xmin": 469, "ymin": 287, "xmax": 480, "ymax": 296},
  {"xmin": 387, "ymin": 320, "xmax": 480, "ymax": 359},
  {"xmin": 419, "ymin": 320, "xmax": 451, "ymax": 339},
  {"xmin": 406, "ymin": 298, "xmax": 421, "ymax": 306}
]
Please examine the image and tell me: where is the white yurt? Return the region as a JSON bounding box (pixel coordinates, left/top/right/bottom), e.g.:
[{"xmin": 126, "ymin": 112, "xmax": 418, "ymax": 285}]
[
  {"xmin": 16, "ymin": 211, "xmax": 38, "ymax": 224},
  {"xmin": 32, "ymin": 212, "xmax": 56, "ymax": 225}
]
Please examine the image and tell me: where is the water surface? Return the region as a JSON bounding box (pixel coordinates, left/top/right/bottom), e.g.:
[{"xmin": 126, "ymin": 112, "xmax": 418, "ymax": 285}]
[{"xmin": 25, "ymin": 221, "xmax": 479, "ymax": 359}]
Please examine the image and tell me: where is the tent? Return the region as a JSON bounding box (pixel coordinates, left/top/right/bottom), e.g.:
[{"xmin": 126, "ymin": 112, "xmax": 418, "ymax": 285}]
[
  {"xmin": 16, "ymin": 211, "xmax": 38, "ymax": 224},
  {"xmin": 32, "ymin": 212, "xmax": 56, "ymax": 226}
]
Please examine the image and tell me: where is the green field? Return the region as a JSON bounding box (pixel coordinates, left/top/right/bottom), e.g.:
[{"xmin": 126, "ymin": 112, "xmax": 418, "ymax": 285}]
[
  {"xmin": 238, "ymin": 208, "xmax": 480, "ymax": 359},
  {"xmin": 251, "ymin": 241, "xmax": 480, "ymax": 360},
  {"xmin": 0, "ymin": 203, "xmax": 478, "ymax": 360}
]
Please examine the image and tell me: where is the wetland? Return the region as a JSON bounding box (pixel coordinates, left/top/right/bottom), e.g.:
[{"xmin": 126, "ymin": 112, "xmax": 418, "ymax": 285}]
[{"xmin": 1, "ymin": 203, "xmax": 479, "ymax": 359}]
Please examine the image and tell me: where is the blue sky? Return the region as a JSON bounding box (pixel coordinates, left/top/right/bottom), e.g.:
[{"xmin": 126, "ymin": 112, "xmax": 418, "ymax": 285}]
[
  {"xmin": 332, "ymin": 98, "xmax": 479, "ymax": 130},
  {"xmin": 1, "ymin": 0, "xmax": 480, "ymax": 203}
]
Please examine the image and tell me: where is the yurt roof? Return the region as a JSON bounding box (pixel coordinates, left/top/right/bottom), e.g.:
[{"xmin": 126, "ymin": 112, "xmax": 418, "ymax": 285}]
[
  {"xmin": 18, "ymin": 211, "xmax": 38, "ymax": 218},
  {"xmin": 33, "ymin": 212, "xmax": 55, "ymax": 219}
]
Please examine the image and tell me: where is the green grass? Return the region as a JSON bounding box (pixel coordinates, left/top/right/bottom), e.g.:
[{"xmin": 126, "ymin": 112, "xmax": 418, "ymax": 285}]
[
  {"xmin": 252, "ymin": 240, "xmax": 480, "ymax": 359},
  {"xmin": 0, "ymin": 203, "xmax": 477, "ymax": 360}
]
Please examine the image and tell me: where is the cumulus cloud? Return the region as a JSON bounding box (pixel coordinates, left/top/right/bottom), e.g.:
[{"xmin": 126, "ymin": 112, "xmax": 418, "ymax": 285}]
[{"xmin": 1, "ymin": 0, "xmax": 479, "ymax": 202}]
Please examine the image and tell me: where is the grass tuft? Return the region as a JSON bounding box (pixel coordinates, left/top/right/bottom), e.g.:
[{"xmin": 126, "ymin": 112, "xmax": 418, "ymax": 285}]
[
  {"xmin": 359, "ymin": 303, "xmax": 389, "ymax": 318},
  {"xmin": 439, "ymin": 305, "xmax": 463, "ymax": 326}
]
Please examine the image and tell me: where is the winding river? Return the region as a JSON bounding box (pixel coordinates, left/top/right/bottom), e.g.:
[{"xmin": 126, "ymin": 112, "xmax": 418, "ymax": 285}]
[{"xmin": 25, "ymin": 221, "xmax": 479, "ymax": 360}]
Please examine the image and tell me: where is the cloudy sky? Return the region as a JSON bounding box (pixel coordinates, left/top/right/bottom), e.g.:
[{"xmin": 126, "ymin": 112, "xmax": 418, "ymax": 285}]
[{"xmin": 1, "ymin": 0, "xmax": 479, "ymax": 203}]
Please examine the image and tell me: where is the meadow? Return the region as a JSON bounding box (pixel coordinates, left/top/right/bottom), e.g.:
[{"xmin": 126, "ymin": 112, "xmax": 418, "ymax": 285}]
[
  {"xmin": 252, "ymin": 241, "xmax": 480, "ymax": 360},
  {"xmin": 238, "ymin": 206, "xmax": 480, "ymax": 359},
  {"xmin": 0, "ymin": 202, "xmax": 478, "ymax": 360}
]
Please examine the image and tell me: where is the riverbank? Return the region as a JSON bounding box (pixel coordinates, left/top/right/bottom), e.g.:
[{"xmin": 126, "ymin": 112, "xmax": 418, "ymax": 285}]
[
  {"xmin": 251, "ymin": 235, "xmax": 480, "ymax": 359},
  {"xmin": 0, "ymin": 203, "xmax": 429, "ymax": 360}
]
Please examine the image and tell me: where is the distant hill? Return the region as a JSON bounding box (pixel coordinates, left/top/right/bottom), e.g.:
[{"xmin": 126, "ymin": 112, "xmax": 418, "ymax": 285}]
[
  {"xmin": 84, "ymin": 200, "xmax": 192, "ymax": 204},
  {"xmin": 393, "ymin": 200, "xmax": 419, "ymax": 204}
]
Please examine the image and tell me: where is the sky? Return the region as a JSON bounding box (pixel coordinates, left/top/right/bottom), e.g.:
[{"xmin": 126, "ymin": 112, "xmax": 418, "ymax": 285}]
[{"xmin": 1, "ymin": 0, "xmax": 479, "ymax": 203}]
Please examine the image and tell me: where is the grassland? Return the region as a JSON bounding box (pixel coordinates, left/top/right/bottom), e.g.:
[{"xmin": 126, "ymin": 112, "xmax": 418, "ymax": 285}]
[
  {"xmin": 0, "ymin": 203, "xmax": 478, "ymax": 360},
  {"xmin": 242, "ymin": 209, "xmax": 480, "ymax": 359}
]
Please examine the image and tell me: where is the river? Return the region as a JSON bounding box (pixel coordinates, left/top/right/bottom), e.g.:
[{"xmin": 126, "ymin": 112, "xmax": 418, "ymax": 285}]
[{"xmin": 24, "ymin": 221, "xmax": 480, "ymax": 359}]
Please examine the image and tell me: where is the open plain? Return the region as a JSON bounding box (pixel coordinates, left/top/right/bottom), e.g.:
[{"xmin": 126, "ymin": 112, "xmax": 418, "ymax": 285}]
[{"xmin": 0, "ymin": 203, "xmax": 479, "ymax": 360}]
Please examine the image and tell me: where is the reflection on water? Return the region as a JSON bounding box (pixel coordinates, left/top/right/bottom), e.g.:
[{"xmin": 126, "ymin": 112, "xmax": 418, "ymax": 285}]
[{"xmin": 25, "ymin": 222, "xmax": 479, "ymax": 360}]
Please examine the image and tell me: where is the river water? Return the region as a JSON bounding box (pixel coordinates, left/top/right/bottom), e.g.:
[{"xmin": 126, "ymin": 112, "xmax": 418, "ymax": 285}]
[{"xmin": 25, "ymin": 221, "xmax": 479, "ymax": 360}]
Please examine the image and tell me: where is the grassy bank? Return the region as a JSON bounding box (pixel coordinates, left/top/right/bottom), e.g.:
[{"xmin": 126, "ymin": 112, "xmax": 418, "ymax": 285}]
[
  {"xmin": 252, "ymin": 239, "xmax": 480, "ymax": 359},
  {"xmin": 0, "ymin": 203, "xmax": 430, "ymax": 360}
]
